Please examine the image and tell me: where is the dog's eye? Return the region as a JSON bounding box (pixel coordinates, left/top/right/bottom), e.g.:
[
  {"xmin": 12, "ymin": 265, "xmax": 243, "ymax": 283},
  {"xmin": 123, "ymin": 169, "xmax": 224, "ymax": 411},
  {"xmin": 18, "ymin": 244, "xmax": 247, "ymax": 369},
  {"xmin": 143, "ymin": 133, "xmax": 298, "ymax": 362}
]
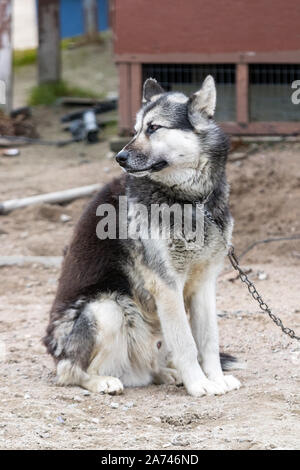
[{"xmin": 147, "ymin": 124, "xmax": 161, "ymax": 135}]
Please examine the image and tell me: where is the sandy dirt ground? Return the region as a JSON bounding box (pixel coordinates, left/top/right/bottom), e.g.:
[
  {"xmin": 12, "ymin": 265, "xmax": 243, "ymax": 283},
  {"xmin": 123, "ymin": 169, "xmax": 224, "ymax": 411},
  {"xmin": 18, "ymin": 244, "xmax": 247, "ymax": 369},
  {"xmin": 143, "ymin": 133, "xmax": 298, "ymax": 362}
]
[{"xmin": 0, "ymin": 107, "xmax": 300, "ymax": 450}]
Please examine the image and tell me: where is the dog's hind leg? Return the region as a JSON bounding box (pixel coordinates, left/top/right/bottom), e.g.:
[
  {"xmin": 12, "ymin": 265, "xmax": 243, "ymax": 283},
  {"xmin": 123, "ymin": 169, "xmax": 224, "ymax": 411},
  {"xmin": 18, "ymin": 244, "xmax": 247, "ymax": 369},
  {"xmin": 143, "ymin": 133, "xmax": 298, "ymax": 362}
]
[
  {"xmin": 57, "ymin": 359, "xmax": 124, "ymax": 395},
  {"xmin": 45, "ymin": 297, "xmax": 124, "ymax": 395}
]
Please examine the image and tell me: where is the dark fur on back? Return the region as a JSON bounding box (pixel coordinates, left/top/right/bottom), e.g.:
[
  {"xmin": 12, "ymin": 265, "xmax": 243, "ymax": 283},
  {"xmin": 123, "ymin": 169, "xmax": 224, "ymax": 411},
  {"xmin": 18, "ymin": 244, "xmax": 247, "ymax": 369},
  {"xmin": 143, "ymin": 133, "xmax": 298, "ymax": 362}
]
[{"xmin": 43, "ymin": 176, "xmax": 131, "ymax": 361}]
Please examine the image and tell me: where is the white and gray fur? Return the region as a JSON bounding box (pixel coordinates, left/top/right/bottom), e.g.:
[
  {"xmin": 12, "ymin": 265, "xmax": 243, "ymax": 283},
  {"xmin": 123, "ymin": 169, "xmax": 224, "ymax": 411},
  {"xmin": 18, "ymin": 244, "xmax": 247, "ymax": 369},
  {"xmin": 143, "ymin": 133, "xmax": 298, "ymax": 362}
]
[{"xmin": 44, "ymin": 76, "xmax": 243, "ymax": 396}]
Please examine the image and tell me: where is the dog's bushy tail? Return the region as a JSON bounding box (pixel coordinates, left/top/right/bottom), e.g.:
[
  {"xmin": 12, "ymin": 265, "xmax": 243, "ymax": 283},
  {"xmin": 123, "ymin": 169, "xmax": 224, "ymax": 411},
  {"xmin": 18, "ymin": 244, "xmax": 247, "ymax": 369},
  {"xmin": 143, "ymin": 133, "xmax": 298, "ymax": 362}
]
[{"xmin": 220, "ymin": 353, "xmax": 246, "ymax": 371}]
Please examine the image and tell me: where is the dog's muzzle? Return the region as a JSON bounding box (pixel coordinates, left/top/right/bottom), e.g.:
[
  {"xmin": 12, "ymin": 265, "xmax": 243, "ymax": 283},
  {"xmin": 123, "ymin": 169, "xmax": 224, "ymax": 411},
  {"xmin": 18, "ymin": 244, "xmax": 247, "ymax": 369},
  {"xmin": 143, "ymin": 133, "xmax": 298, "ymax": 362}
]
[
  {"xmin": 115, "ymin": 150, "xmax": 129, "ymax": 167},
  {"xmin": 116, "ymin": 150, "xmax": 168, "ymax": 174}
]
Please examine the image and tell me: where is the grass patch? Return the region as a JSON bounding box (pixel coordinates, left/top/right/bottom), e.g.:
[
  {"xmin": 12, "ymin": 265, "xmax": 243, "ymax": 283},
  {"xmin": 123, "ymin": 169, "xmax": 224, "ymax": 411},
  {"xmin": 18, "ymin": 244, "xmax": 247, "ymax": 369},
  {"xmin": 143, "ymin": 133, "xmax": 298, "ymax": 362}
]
[
  {"xmin": 13, "ymin": 48, "xmax": 37, "ymax": 67},
  {"xmin": 13, "ymin": 40, "xmax": 82, "ymax": 67},
  {"xmin": 28, "ymin": 80, "xmax": 100, "ymax": 106},
  {"xmin": 14, "ymin": 32, "xmax": 110, "ymax": 68}
]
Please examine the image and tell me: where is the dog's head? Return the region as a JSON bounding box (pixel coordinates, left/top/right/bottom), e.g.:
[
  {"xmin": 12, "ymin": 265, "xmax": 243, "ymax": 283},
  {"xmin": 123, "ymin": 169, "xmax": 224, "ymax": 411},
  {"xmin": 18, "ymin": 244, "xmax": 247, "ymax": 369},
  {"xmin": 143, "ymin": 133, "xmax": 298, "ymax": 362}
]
[{"xmin": 116, "ymin": 76, "xmax": 229, "ymax": 189}]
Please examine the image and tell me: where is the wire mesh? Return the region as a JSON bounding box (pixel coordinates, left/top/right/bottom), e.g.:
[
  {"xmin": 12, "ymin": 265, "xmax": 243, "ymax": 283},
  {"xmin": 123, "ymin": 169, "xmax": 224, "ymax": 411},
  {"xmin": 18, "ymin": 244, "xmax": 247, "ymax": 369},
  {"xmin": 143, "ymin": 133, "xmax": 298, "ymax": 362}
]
[
  {"xmin": 249, "ymin": 64, "xmax": 300, "ymax": 121},
  {"xmin": 142, "ymin": 64, "xmax": 236, "ymax": 121}
]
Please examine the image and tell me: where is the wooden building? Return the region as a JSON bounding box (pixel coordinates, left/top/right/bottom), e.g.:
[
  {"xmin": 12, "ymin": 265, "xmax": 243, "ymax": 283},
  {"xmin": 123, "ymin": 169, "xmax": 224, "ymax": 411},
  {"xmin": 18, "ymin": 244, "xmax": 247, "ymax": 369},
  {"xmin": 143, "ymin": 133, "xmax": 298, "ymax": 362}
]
[{"xmin": 112, "ymin": 0, "xmax": 300, "ymax": 135}]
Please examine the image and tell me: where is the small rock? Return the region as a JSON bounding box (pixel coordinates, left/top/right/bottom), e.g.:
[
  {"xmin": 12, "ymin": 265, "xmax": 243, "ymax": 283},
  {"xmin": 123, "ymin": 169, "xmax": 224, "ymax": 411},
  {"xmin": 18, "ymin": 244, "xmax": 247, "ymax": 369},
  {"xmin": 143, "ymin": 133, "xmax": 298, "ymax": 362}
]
[
  {"xmin": 257, "ymin": 271, "xmax": 268, "ymax": 281},
  {"xmin": 91, "ymin": 418, "xmax": 99, "ymax": 424},
  {"xmin": 57, "ymin": 416, "xmax": 65, "ymax": 424},
  {"xmin": 122, "ymin": 402, "xmax": 134, "ymax": 411},
  {"xmin": 171, "ymin": 434, "xmax": 191, "ymax": 446},
  {"xmin": 60, "ymin": 214, "xmax": 72, "ymax": 223},
  {"xmin": 20, "ymin": 231, "xmax": 29, "ymax": 239},
  {"xmin": 125, "ymin": 401, "xmax": 134, "ymax": 409},
  {"xmin": 110, "ymin": 402, "xmax": 119, "ymax": 409},
  {"xmin": 82, "ymin": 390, "xmax": 90, "ymax": 396},
  {"xmin": 73, "ymin": 395, "xmax": 83, "ymax": 402},
  {"xmin": 229, "ymin": 152, "xmax": 248, "ymax": 162},
  {"xmin": 24, "ymin": 393, "xmax": 31, "ymax": 399},
  {"xmin": 2, "ymin": 148, "xmax": 20, "ymax": 157}
]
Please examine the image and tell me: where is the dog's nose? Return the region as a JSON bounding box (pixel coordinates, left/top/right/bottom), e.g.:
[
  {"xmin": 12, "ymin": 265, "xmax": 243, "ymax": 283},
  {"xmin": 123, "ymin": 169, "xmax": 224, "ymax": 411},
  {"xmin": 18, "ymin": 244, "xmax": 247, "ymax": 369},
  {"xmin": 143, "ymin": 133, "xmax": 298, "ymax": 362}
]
[{"xmin": 116, "ymin": 150, "xmax": 129, "ymax": 166}]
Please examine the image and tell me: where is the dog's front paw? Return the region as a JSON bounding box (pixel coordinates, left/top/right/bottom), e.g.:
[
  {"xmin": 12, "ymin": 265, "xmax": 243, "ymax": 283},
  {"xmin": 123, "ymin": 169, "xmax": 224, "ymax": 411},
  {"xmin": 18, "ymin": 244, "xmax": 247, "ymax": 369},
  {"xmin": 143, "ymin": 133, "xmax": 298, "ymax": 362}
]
[
  {"xmin": 222, "ymin": 374, "xmax": 241, "ymax": 391},
  {"xmin": 186, "ymin": 378, "xmax": 227, "ymax": 397},
  {"xmin": 208, "ymin": 374, "xmax": 241, "ymax": 393},
  {"xmin": 83, "ymin": 376, "xmax": 124, "ymax": 395}
]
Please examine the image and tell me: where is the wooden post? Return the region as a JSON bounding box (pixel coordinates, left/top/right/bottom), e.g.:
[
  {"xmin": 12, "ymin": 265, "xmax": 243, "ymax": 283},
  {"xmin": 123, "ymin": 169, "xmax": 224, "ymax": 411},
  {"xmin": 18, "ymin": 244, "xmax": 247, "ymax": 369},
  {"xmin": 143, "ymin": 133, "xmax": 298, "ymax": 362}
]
[
  {"xmin": 83, "ymin": 0, "xmax": 99, "ymax": 41},
  {"xmin": 118, "ymin": 63, "xmax": 131, "ymax": 134},
  {"xmin": 130, "ymin": 63, "xmax": 142, "ymax": 129},
  {"xmin": 0, "ymin": 0, "xmax": 13, "ymax": 113},
  {"xmin": 37, "ymin": 0, "xmax": 60, "ymax": 84},
  {"xmin": 236, "ymin": 63, "xmax": 249, "ymax": 125}
]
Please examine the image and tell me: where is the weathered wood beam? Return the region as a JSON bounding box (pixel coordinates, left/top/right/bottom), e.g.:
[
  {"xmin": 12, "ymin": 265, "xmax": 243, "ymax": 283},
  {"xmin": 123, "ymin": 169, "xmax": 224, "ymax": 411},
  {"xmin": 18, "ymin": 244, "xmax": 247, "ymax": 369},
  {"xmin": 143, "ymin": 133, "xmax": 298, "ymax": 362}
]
[
  {"xmin": 37, "ymin": 0, "xmax": 60, "ymax": 84},
  {"xmin": 83, "ymin": 0, "xmax": 99, "ymax": 41},
  {"xmin": 0, "ymin": 184, "xmax": 102, "ymax": 214}
]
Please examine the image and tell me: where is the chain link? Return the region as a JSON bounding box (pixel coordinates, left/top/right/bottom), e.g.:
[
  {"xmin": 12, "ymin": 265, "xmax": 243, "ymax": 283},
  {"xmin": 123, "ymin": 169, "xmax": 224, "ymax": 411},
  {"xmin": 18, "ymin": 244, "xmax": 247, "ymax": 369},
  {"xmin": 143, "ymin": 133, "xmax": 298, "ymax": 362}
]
[{"xmin": 228, "ymin": 245, "xmax": 300, "ymax": 342}]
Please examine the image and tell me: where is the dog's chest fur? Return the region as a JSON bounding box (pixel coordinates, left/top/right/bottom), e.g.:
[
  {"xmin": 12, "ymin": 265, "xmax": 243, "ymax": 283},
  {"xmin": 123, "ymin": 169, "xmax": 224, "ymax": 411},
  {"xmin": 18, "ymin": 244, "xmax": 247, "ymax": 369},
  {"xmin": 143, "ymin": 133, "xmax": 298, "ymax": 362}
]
[
  {"xmin": 126, "ymin": 205, "xmax": 230, "ymax": 319},
  {"xmin": 127, "ymin": 182, "xmax": 229, "ymax": 276}
]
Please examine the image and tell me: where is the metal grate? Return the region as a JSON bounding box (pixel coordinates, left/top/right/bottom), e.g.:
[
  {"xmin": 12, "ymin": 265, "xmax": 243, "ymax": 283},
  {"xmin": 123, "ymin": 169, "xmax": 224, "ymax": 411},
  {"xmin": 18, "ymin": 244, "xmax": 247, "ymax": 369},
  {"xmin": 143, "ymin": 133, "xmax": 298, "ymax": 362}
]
[
  {"xmin": 249, "ymin": 64, "xmax": 300, "ymax": 121},
  {"xmin": 142, "ymin": 64, "xmax": 236, "ymax": 121}
]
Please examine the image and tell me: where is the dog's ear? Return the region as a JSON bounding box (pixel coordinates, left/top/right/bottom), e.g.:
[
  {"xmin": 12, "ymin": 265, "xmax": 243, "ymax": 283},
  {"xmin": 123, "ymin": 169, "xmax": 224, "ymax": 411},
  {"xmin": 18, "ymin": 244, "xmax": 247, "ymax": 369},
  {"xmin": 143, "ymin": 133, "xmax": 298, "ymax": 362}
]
[
  {"xmin": 188, "ymin": 75, "xmax": 216, "ymax": 127},
  {"xmin": 143, "ymin": 78, "xmax": 164, "ymax": 103}
]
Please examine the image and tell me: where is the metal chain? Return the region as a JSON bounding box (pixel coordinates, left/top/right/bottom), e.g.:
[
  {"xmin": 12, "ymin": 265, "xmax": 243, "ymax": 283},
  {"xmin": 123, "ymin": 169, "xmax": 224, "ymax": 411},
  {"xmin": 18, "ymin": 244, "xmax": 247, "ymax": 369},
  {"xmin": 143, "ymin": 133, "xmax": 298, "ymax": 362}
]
[
  {"xmin": 203, "ymin": 208, "xmax": 299, "ymax": 341},
  {"xmin": 228, "ymin": 245, "xmax": 300, "ymax": 342}
]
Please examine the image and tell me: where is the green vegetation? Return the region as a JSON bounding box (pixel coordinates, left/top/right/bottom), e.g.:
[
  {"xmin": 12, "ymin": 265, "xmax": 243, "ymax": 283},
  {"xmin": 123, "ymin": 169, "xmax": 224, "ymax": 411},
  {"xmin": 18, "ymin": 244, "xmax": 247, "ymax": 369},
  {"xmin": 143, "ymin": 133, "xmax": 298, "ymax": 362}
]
[
  {"xmin": 28, "ymin": 80, "xmax": 100, "ymax": 106},
  {"xmin": 13, "ymin": 32, "xmax": 109, "ymax": 68},
  {"xmin": 13, "ymin": 38, "xmax": 85, "ymax": 68},
  {"xmin": 13, "ymin": 48, "xmax": 37, "ymax": 67}
]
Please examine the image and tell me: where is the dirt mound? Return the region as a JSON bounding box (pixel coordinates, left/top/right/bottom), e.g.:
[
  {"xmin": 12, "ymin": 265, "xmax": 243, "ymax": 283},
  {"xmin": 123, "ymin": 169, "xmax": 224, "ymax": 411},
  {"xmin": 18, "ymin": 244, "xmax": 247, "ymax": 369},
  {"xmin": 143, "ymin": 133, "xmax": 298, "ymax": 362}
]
[{"xmin": 228, "ymin": 143, "xmax": 300, "ymax": 265}]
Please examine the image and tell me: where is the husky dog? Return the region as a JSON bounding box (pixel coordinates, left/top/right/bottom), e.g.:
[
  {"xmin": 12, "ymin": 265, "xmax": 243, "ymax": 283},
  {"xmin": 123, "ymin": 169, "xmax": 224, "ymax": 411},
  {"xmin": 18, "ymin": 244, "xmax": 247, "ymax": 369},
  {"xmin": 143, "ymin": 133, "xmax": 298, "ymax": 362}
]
[{"xmin": 44, "ymin": 76, "xmax": 242, "ymax": 397}]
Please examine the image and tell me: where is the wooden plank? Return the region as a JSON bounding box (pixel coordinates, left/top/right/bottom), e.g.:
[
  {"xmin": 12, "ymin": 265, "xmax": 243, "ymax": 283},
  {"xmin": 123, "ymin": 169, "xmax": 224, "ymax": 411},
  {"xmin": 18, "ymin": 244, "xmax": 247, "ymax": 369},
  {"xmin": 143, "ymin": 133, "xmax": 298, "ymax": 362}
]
[
  {"xmin": 130, "ymin": 63, "xmax": 142, "ymax": 128},
  {"xmin": 118, "ymin": 62, "xmax": 131, "ymax": 134},
  {"xmin": 115, "ymin": 51, "xmax": 300, "ymax": 64},
  {"xmin": 0, "ymin": 0, "xmax": 13, "ymax": 113},
  {"xmin": 0, "ymin": 184, "xmax": 102, "ymax": 215},
  {"xmin": 236, "ymin": 64, "xmax": 249, "ymax": 124},
  {"xmin": 37, "ymin": 0, "xmax": 60, "ymax": 83},
  {"xmin": 0, "ymin": 256, "xmax": 62, "ymax": 268},
  {"xmin": 221, "ymin": 122, "xmax": 300, "ymax": 135}
]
